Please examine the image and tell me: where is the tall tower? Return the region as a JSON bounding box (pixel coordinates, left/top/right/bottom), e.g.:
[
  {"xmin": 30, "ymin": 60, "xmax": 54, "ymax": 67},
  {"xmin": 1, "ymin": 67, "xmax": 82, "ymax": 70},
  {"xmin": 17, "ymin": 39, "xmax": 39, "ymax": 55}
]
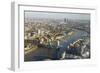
[{"xmin": 64, "ymin": 18, "xmax": 68, "ymax": 24}]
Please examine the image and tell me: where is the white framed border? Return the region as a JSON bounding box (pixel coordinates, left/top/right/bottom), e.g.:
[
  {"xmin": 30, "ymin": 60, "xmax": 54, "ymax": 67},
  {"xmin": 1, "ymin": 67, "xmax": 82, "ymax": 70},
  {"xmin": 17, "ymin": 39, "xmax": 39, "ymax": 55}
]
[{"xmin": 11, "ymin": 2, "xmax": 97, "ymax": 71}]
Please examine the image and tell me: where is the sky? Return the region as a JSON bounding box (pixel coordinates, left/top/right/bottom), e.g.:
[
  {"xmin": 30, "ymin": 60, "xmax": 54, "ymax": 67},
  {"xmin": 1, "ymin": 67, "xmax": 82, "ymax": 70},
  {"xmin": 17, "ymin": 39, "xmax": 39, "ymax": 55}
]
[{"xmin": 24, "ymin": 11, "xmax": 90, "ymax": 20}]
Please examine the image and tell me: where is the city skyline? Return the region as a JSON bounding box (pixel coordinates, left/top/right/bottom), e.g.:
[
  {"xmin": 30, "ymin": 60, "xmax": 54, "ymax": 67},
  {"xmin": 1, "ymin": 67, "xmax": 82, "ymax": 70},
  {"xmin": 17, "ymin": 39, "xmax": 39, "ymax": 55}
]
[{"xmin": 25, "ymin": 11, "xmax": 90, "ymax": 20}]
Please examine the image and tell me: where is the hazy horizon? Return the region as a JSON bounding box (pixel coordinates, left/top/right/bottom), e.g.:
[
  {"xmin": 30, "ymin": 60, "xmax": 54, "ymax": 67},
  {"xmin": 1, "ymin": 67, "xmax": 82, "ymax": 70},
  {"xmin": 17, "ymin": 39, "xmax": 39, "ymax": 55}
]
[{"xmin": 24, "ymin": 11, "xmax": 90, "ymax": 20}]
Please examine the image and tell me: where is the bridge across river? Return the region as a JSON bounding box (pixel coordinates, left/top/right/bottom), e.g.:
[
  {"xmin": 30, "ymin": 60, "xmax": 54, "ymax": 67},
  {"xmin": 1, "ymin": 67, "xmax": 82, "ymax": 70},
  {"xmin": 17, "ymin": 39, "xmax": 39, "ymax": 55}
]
[{"xmin": 24, "ymin": 29, "xmax": 89, "ymax": 61}]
